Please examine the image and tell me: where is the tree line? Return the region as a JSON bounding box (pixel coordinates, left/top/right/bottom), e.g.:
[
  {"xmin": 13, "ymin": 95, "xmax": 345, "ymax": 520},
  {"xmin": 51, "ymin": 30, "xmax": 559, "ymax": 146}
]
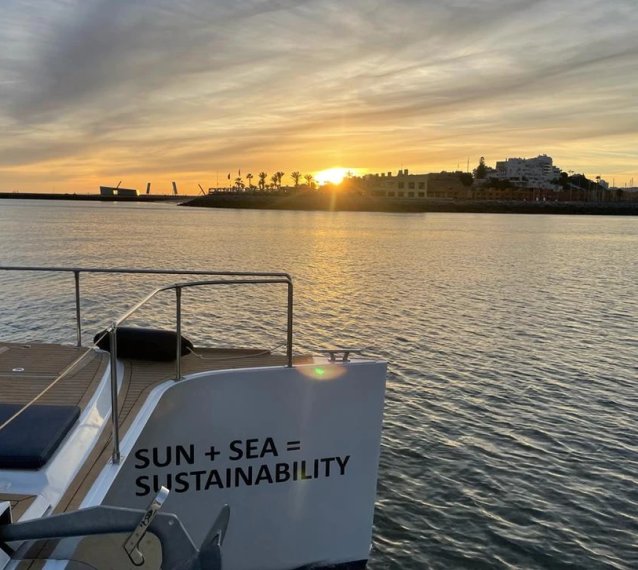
[{"xmin": 228, "ymin": 171, "xmax": 315, "ymax": 191}]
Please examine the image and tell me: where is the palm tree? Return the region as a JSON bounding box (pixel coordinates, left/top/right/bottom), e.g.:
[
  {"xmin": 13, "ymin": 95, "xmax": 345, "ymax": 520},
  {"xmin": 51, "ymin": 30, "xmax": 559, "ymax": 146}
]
[
  {"xmin": 270, "ymin": 174, "xmax": 279, "ymax": 189},
  {"xmin": 291, "ymin": 171, "xmax": 301, "ymax": 187},
  {"xmin": 304, "ymin": 174, "xmax": 314, "ymax": 189},
  {"xmin": 234, "ymin": 177, "xmax": 244, "ymax": 190},
  {"xmin": 258, "ymin": 172, "xmax": 267, "ymax": 191},
  {"xmin": 246, "ymin": 173, "xmax": 254, "ymax": 189},
  {"xmin": 275, "ymin": 171, "xmax": 285, "ymax": 189}
]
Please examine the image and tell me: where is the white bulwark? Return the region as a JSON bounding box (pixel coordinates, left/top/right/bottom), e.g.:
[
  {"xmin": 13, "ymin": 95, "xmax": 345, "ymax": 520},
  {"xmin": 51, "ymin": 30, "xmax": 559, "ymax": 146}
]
[{"xmin": 103, "ymin": 361, "xmax": 387, "ymax": 570}]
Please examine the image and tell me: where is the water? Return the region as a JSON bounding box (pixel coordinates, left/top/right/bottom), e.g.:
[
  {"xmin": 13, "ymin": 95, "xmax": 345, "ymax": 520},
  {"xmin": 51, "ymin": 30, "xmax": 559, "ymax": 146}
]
[{"xmin": 1, "ymin": 200, "xmax": 637, "ymax": 569}]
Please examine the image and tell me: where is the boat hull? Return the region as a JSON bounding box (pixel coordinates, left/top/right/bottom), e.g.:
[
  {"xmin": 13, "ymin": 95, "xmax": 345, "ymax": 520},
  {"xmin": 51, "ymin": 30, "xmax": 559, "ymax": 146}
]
[{"xmin": 89, "ymin": 360, "xmax": 387, "ymax": 570}]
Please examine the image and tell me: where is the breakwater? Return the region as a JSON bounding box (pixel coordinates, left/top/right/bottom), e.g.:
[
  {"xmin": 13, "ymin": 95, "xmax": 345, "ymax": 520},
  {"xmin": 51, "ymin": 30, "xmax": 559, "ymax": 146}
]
[
  {"xmin": 182, "ymin": 191, "xmax": 638, "ymax": 215},
  {"xmin": 0, "ymin": 192, "xmax": 187, "ymax": 203}
]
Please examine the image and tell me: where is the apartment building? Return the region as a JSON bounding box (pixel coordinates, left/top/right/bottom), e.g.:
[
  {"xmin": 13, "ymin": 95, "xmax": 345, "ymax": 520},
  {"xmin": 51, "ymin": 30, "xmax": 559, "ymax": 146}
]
[{"xmin": 494, "ymin": 155, "xmax": 561, "ymax": 189}]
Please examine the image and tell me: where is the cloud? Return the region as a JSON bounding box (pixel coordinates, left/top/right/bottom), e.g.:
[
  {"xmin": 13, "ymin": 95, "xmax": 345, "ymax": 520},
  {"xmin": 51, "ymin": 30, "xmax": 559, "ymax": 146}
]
[{"xmin": 0, "ymin": 0, "xmax": 637, "ymax": 191}]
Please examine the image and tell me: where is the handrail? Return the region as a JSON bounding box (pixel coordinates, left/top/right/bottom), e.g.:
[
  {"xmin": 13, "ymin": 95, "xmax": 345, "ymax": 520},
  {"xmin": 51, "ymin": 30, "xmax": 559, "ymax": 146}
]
[
  {"xmin": 0, "ymin": 266, "xmax": 294, "ymax": 465},
  {"xmin": 0, "ymin": 266, "xmax": 291, "ymax": 347}
]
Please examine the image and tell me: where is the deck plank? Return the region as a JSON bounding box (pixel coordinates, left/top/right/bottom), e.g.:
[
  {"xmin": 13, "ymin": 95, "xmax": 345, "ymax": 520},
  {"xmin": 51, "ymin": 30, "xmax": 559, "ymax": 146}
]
[{"xmin": 0, "ymin": 343, "xmax": 107, "ymax": 408}]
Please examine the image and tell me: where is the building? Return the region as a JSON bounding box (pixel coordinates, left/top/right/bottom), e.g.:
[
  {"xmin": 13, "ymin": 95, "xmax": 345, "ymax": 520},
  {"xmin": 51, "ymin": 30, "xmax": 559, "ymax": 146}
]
[
  {"xmin": 361, "ymin": 170, "xmax": 428, "ymax": 199},
  {"xmin": 493, "ymin": 155, "xmax": 560, "ymax": 190},
  {"xmin": 360, "ymin": 170, "xmax": 470, "ymax": 199}
]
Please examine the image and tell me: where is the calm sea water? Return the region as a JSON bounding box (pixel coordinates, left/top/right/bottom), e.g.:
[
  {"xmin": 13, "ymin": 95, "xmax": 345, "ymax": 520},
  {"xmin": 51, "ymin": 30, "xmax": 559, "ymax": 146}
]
[{"xmin": 1, "ymin": 200, "xmax": 637, "ymax": 569}]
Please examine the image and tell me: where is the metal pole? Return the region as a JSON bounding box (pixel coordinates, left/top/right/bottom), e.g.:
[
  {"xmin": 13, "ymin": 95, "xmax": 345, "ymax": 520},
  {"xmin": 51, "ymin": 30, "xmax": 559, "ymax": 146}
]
[
  {"xmin": 110, "ymin": 327, "xmax": 121, "ymax": 464},
  {"xmin": 176, "ymin": 287, "xmax": 182, "ymax": 380},
  {"xmin": 74, "ymin": 271, "xmax": 82, "ymax": 347},
  {"xmin": 287, "ymin": 281, "xmax": 293, "ymax": 368}
]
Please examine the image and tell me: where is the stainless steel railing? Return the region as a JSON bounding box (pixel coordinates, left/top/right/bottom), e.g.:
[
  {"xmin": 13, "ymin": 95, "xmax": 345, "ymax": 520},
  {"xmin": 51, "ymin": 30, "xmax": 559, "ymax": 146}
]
[
  {"xmin": 107, "ymin": 277, "xmax": 294, "ymax": 462},
  {"xmin": 0, "ymin": 266, "xmax": 292, "ymax": 346},
  {"xmin": 0, "ymin": 266, "xmax": 294, "ymax": 464}
]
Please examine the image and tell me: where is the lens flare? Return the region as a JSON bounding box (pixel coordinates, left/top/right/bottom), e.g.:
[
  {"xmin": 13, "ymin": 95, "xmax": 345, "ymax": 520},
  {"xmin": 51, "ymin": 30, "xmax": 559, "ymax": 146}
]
[{"xmin": 299, "ymin": 364, "xmax": 347, "ymax": 381}]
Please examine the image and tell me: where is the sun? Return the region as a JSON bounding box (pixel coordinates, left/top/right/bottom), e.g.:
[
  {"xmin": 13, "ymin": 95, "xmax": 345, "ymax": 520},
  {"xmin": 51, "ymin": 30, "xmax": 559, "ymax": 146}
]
[{"xmin": 314, "ymin": 167, "xmax": 354, "ymax": 185}]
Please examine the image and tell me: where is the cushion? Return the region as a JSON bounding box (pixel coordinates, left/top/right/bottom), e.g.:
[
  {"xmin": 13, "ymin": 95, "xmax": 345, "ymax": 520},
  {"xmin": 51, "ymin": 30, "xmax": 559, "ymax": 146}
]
[
  {"xmin": 93, "ymin": 327, "xmax": 194, "ymax": 361},
  {"xmin": 0, "ymin": 404, "xmax": 81, "ymax": 469}
]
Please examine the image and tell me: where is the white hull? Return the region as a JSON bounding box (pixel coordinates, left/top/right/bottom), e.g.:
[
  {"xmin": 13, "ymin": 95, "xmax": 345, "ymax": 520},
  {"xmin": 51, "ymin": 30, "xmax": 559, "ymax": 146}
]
[{"xmin": 0, "ymin": 267, "xmax": 387, "ymax": 570}]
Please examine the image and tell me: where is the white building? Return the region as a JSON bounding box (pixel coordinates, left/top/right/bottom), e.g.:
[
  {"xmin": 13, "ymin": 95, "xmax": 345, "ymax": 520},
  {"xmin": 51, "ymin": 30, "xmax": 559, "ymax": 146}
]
[{"xmin": 494, "ymin": 154, "xmax": 561, "ymax": 190}]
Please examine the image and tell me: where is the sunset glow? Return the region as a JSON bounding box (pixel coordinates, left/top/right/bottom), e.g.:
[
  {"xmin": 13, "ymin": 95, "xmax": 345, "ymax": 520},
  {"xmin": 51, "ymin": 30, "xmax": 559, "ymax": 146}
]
[
  {"xmin": 0, "ymin": 1, "xmax": 636, "ymax": 193},
  {"xmin": 314, "ymin": 168, "xmax": 354, "ymax": 186}
]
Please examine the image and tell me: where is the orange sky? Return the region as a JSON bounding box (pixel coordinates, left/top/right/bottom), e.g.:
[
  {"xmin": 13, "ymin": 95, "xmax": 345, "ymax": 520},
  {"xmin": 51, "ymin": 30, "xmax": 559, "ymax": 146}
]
[{"xmin": 1, "ymin": 1, "xmax": 637, "ymax": 193}]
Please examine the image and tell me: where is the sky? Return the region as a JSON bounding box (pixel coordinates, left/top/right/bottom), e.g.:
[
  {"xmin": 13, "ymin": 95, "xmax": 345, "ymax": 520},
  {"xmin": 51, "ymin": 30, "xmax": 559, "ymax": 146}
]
[{"xmin": 1, "ymin": 0, "xmax": 637, "ymax": 193}]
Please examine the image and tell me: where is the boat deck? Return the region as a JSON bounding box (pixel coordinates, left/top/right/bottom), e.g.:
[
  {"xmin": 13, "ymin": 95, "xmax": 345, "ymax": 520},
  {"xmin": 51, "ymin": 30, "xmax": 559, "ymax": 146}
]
[
  {"xmin": 0, "ymin": 341, "xmax": 307, "ymax": 412},
  {"xmin": 0, "ymin": 343, "xmax": 107, "ymax": 408},
  {"xmin": 1, "ymin": 341, "xmax": 312, "ymax": 565},
  {"xmin": 0, "ymin": 341, "xmax": 311, "ymax": 510},
  {"xmin": 0, "ymin": 342, "xmax": 310, "ymax": 499},
  {"xmin": 60, "ymin": 347, "xmax": 312, "ymax": 509},
  {"xmin": 0, "ymin": 493, "xmax": 37, "ymax": 521}
]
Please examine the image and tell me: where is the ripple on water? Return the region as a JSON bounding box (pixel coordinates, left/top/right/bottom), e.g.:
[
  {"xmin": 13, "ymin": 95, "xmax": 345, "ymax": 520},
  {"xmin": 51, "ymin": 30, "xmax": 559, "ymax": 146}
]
[{"xmin": 1, "ymin": 205, "xmax": 637, "ymax": 569}]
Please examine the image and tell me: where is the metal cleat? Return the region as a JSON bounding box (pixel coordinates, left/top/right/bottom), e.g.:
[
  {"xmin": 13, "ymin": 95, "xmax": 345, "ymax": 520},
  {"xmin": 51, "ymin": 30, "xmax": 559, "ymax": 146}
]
[
  {"xmin": 123, "ymin": 486, "xmax": 169, "ymax": 566},
  {"xmin": 318, "ymin": 348, "xmax": 367, "ymax": 362}
]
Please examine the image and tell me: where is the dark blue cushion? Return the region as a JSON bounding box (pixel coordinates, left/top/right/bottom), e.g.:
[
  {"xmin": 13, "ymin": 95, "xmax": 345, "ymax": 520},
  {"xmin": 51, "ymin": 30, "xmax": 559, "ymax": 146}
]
[
  {"xmin": 0, "ymin": 404, "xmax": 80, "ymax": 469},
  {"xmin": 94, "ymin": 327, "xmax": 193, "ymax": 361}
]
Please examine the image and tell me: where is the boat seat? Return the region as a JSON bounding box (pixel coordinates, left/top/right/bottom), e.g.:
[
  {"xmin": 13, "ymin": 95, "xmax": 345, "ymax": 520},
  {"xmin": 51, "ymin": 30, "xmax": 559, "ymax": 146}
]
[{"xmin": 0, "ymin": 403, "xmax": 80, "ymax": 469}]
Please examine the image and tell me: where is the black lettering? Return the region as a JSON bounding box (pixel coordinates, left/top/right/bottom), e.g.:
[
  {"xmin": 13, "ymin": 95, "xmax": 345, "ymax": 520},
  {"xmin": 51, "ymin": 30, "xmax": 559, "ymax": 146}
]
[
  {"xmin": 229, "ymin": 440, "xmax": 243, "ymax": 460},
  {"xmin": 336, "ymin": 455, "xmax": 350, "ymax": 475},
  {"xmin": 255, "ymin": 464, "xmax": 273, "ymax": 485},
  {"xmin": 174, "ymin": 472, "xmax": 190, "ymax": 493},
  {"xmin": 135, "ymin": 476, "xmax": 150, "ymax": 496},
  {"xmin": 152, "ymin": 474, "xmax": 161, "ymax": 492},
  {"xmin": 134, "ymin": 454, "xmax": 351, "ymax": 496},
  {"xmin": 176, "ymin": 445, "xmax": 195, "ymax": 466},
  {"xmin": 235, "ymin": 466, "xmax": 253, "ymax": 486},
  {"xmin": 246, "ymin": 438, "xmax": 259, "ymax": 459},
  {"xmin": 300, "ymin": 461, "xmax": 312, "ymax": 480},
  {"xmin": 321, "ymin": 457, "xmax": 335, "ymax": 477},
  {"xmin": 261, "ymin": 437, "xmax": 278, "ymax": 458},
  {"xmin": 134, "ymin": 448, "xmax": 150, "ymax": 469},
  {"xmin": 205, "ymin": 470, "xmax": 223, "ymax": 490},
  {"xmin": 192, "ymin": 470, "xmax": 206, "ymax": 491},
  {"xmin": 153, "ymin": 447, "xmax": 172, "ymax": 468},
  {"xmin": 275, "ymin": 463, "xmax": 290, "ymax": 483}
]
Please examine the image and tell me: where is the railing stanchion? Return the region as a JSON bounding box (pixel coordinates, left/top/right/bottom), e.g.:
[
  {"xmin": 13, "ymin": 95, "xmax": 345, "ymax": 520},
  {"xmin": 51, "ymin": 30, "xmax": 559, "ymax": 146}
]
[
  {"xmin": 176, "ymin": 286, "xmax": 182, "ymax": 380},
  {"xmin": 74, "ymin": 271, "xmax": 82, "ymax": 347},
  {"xmin": 110, "ymin": 326, "xmax": 121, "ymax": 464},
  {"xmin": 287, "ymin": 280, "xmax": 293, "ymax": 368}
]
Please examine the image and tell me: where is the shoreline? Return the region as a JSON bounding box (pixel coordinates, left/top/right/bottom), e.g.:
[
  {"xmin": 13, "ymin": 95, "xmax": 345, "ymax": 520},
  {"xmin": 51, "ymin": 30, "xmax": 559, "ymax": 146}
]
[
  {"xmin": 181, "ymin": 192, "xmax": 638, "ymax": 216},
  {"xmin": 2, "ymin": 191, "xmax": 637, "ymax": 215}
]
